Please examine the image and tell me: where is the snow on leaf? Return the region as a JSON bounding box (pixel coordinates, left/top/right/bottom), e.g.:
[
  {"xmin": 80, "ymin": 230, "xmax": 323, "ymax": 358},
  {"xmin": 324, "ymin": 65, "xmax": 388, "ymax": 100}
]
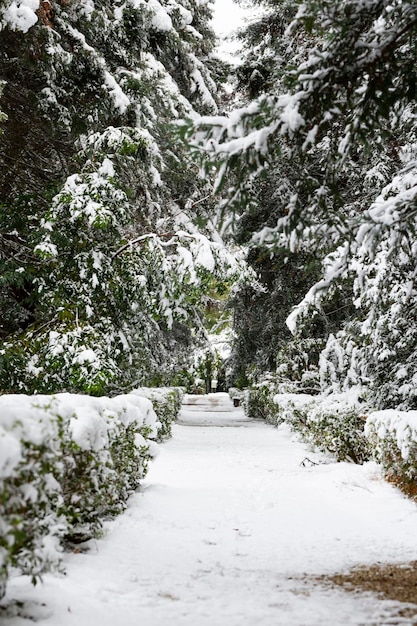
[{"xmin": 1, "ymin": 0, "xmax": 39, "ymax": 33}]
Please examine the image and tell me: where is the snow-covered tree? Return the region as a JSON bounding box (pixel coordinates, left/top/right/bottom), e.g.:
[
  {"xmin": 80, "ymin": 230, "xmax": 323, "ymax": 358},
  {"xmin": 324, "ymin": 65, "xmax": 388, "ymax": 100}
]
[
  {"xmin": 185, "ymin": 0, "xmax": 417, "ymax": 407},
  {"xmin": 0, "ymin": 0, "xmax": 241, "ymax": 393}
]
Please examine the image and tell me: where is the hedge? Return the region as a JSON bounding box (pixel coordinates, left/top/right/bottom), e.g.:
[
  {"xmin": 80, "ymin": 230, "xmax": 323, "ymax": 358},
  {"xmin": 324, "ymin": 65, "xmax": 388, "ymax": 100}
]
[
  {"xmin": 272, "ymin": 393, "xmax": 371, "ymax": 464},
  {"xmin": 130, "ymin": 387, "xmax": 184, "ymax": 439},
  {"xmin": 365, "ymin": 410, "xmax": 417, "ymax": 499},
  {"xmin": 268, "ymin": 391, "xmax": 417, "ymax": 495},
  {"xmin": 0, "ymin": 392, "xmax": 159, "ymax": 600},
  {"xmin": 242, "ymin": 382, "xmax": 281, "ymax": 423}
]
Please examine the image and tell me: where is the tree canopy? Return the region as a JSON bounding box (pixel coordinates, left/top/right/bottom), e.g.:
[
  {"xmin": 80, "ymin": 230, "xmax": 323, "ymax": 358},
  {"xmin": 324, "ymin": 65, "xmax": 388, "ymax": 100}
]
[
  {"xmin": 0, "ymin": 0, "xmax": 242, "ymax": 394},
  {"xmin": 185, "ymin": 0, "xmax": 417, "ymax": 408}
]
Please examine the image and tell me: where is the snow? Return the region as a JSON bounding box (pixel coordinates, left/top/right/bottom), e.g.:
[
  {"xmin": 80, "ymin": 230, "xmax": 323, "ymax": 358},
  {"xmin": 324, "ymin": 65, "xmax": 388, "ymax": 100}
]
[
  {"xmin": 189, "ymin": 53, "xmax": 218, "ymax": 112},
  {"xmin": 104, "ymin": 71, "xmax": 131, "ymax": 114},
  {"xmin": 366, "ymin": 409, "xmax": 417, "ymax": 461},
  {"xmin": 0, "ymin": 427, "xmax": 22, "ymax": 478},
  {"xmin": 1, "ymin": 0, "xmax": 39, "ymax": 33},
  {"xmin": 193, "ymin": 234, "xmax": 216, "ymax": 272},
  {"xmin": 211, "ymin": 0, "xmax": 262, "ymax": 64},
  {"xmin": 69, "ymin": 410, "xmax": 109, "ymax": 452},
  {"xmin": 3, "ymin": 395, "xmax": 417, "ymax": 625},
  {"xmin": 74, "ymin": 349, "xmax": 97, "ymax": 364},
  {"xmin": 0, "ymin": 392, "xmax": 159, "ymax": 455},
  {"xmin": 98, "ymin": 158, "xmax": 115, "ymax": 178},
  {"xmin": 148, "ymin": 0, "xmax": 172, "ymax": 31}
]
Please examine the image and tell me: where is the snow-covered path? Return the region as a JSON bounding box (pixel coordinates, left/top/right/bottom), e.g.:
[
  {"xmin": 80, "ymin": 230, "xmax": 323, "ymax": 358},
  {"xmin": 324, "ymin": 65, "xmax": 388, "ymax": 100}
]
[{"xmin": 4, "ymin": 393, "xmax": 417, "ymax": 625}]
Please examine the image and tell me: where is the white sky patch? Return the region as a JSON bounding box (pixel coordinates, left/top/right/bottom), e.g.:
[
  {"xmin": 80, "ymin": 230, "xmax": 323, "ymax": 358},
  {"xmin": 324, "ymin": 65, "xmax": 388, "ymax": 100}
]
[
  {"xmin": 211, "ymin": 0, "xmax": 260, "ymax": 63},
  {"xmin": 211, "ymin": 0, "xmax": 249, "ymax": 37}
]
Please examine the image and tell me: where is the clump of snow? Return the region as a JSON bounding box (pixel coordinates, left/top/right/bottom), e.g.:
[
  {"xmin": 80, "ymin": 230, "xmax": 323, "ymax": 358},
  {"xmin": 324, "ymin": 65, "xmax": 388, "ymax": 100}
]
[
  {"xmin": 148, "ymin": 0, "xmax": 172, "ymax": 31},
  {"xmin": 69, "ymin": 409, "xmax": 109, "ymax": 452},
  {"xmin": 193, "ymin": 234, "xmax": 216, "ymax": 272},
  {"xmin": 1, "ymin": 0, "xmax": 39, "ymax": 33},
  {"xmin": 77, "ymin": 0, "xmax": 94, "ymax": 20},
  {"xmin": 34, "ymin": 240, "xmax": 58, "ymax": 258},
  {"xmin": 104, "ymin": 71, "xmax": 131, "ymax": 114},
  {"xmin": 0, "ymin": 427, "xmax": 22, "ymax": 478},
  {"xmin": 190, "ymin": 56, "xmax": 218, "ymax": 112},
  {"xmin": 74, "ymin": 349, "xmax": 97, "ymax": 365},
  {"xmin": 98, "ymin": 158, "xmax": 115, "ymax": 178}
]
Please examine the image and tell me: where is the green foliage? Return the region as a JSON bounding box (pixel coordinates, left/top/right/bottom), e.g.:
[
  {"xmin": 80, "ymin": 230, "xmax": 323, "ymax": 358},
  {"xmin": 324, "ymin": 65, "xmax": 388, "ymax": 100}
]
[
  {"xmin": 272, "ymin": 392, "xmax": 371, "ymax": 464},
  {"xmin": 243, "ymin": 382, "xmax": 281, "ymax": 423},
  {"xmin": 0, "ymin": 392, "xmax": 158, "ymax": 599},
  {"xmin": 0, "ymin": 322, "xmax": 120, "ymax": 395},
  {"xmin": 0, "ymin": 419, "xmax": 65, "ymax": 598},
  {"xmin": 195, "ymin": 348, "xmax": 223, "ymax": 394},
  {"xmin": 365, "ymin": 410, "xmax": 417, "ymax": 500},
  {"xmin": 59, "ymin": 418, "xmax": 153, "ymax": 536},
  {"xmin": 0, "ymin": 0, "xmax": 233, "ymax": 396},
  {"xmin": 185, "ymin": 0, "xmax": 417, "ymax": 411},
  {"xmin": 130, "ymin": 387, "xmax": 184, "ymax": 440}
]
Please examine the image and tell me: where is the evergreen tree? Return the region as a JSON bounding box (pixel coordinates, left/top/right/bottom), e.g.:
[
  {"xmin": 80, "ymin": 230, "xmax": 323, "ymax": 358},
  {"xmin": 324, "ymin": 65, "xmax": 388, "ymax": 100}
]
[
  {"xmin": 0, "ymin": 0, "xmax": 240, "ymax": 393},
  {"xmin": 185, "ymin": 0, "xmax": 417, "ymax": 407}
]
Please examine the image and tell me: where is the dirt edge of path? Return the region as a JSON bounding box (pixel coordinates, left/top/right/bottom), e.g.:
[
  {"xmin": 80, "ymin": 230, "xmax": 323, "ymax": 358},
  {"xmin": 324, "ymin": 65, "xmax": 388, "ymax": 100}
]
[{"xmin": 315, "ymin": 561, "xmax": 417, "ymax": 618}]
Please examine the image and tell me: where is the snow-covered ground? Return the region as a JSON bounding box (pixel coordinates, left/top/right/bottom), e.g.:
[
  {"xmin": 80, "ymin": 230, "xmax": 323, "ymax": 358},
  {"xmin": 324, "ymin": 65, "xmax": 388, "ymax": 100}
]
[{"xmin": 2, "ymin": 393, "xmax": 417, "ymax": 625}]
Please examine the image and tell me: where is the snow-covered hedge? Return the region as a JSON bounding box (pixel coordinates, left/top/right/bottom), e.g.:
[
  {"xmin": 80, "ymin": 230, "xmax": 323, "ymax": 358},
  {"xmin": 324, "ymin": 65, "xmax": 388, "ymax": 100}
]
[
  {"xmin": 365, "ymin": 410, "xmax": 417, "ymax": 498},
  {"xmin": 228, "ymin": 387, "xmax": 244, "ymax": 401},
  {"xmin": 130, "ymin": 387, "xmax": 184, "ymax": 439},
  {"xmin": 248, "ymin": 384, "xmax": 417, "ymax": 498},
  {"xmin": 243, "ymin": 383, "xmax": 281, "ymax": 422},
  {"xmin": 0, "ymin": 392, "xmax": 159, "ymax": 600},
  {"xmin": 272, "ymin": 393, "xmax": 371, "ymax": 464}
]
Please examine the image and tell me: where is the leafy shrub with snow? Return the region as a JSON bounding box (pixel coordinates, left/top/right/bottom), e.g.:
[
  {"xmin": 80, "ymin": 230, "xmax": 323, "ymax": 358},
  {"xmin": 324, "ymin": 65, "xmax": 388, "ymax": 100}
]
[
  {"xmin": 0, "ymin": 323, "xmax": 121, "ymax": 396},
  {"xmin": 244, "ymin": 382, "xmax": 281, "ymax": 423},
  {"xmin": 0, "ymin": 398, "xmax": 65, "ymax": 601},
  {"xmin": 365, "ymin": 410, "xmax": 417, "ymax": 499},
  {"xmin": 0, "ymin": 392, "xmax": 158, "ymax": 600},
  {"xmin": 273, "ymin": 393, "xmax": 371, "ymax": 464},
  {"xmin": 130, "ymin": 387, "xmax": 184, "ymax": 440},
  {"xmin": 228, "ymin": 387, "xmax": 243, "ymax": 400}
]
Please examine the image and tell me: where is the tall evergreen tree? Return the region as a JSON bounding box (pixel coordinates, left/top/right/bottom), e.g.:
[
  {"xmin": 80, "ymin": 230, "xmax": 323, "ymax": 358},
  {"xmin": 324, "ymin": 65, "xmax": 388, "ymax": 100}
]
[
  {"xmin": 0, "ymin": 0, "xmax": 239, "ymax": 393},
  {"xmin": 185, "ymin": 0, "xmax": 417, "ymax": 407}
]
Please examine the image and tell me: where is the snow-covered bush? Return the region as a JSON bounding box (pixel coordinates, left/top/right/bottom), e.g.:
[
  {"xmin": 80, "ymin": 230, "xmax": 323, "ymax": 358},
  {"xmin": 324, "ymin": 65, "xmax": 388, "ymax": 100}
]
[
  {"xmin": 58, "ymin": 393, "xmax": 158, "ymax": 537},
  {"xmin": 273, "ymin": 393, "xmax": 371, "ymax": 464},
  {"xmin": 0, "ymin": 392, "xmax": 158, "ymax": 600},
  {"xmin": 244, "ymin": 379, "xmax": 281, "ymax": 423},
  {"xmin": 0, "ymin": 323, "xmax": 121, "ymax": 396},
  {"xmin": 365, "ymin": 410, "xmax": 417, "ymax": 499},
  {"xmin": 228, "ymin": 387, "xmax": 244, "ymax": 401},
  {"xmin": 0, "ymin": 397, "xmax": 65, "ymax": 601},
  {"xmin": 130, "ymin": 387, "xmax": 184, "ymax": 439}
]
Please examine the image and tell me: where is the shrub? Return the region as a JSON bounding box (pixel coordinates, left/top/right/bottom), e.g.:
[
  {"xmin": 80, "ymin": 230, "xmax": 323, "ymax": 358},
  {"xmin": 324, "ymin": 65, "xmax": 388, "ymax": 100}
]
[
  {"xmin": 244, "ymin": 384, "xmax": 282, "ymax": 423},
  {"xmin": 0, "ymin": 391, "xmax": 159, "ymax": 600},
  {"xmin": 242, "ymin": 376, "xmax": 275, "ymax": 421},
  {"xmin": 0, "ymin": 399, "xmax": 65, "ymax": 600},
  {"xmin": 129, "ymin": 387, "xmax": 184, "ymax": 440},
  {"xmin": 365, "ymin": 410, "xmax": 417, "ymax": 499},
  {"xmin": 273, "ymin": 392, "xmax": 371, "ymax": 464}
]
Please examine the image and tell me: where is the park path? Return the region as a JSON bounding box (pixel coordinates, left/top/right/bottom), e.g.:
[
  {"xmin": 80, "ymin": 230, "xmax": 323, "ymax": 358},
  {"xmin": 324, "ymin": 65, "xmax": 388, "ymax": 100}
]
[{"xmin": 4, "ymin": 393, "xmax": 417, "ymax": 626}]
